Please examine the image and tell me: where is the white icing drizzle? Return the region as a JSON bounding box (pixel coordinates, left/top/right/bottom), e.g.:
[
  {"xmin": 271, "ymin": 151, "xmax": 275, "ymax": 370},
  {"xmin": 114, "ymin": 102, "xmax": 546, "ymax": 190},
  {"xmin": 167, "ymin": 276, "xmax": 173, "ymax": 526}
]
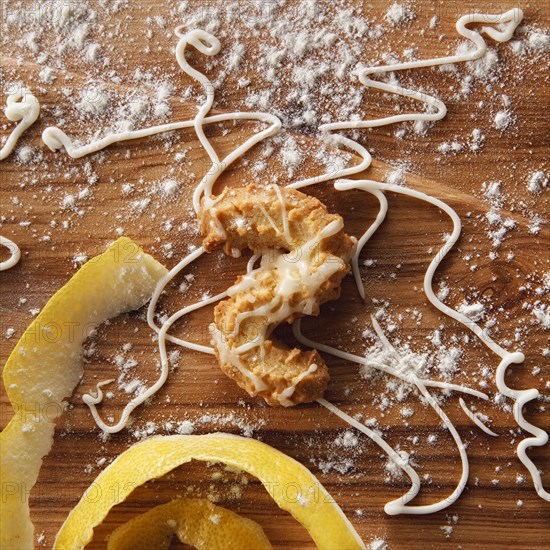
[
  {"xmin": 272, "ymin": 183, "xmax": 292, "ymax": 243},
  {"xmin": 335, "ymin": 179, "xmax": 549, "ymax": 503},
  {"xmin": 83, "ymin": 28, "xmax": 282, "ymax": 431},
  {"xmin": 287, "ymin": 8, "xmax": 523, "ymax": 300},
  {"xmin": 42, "ymin": 29, "xmax": 281, "ymax": 219},
  {"xmin": 173, "ymin": 29, "xmax": 282, "ymax": 215},
  {"xmin": 42, "ymin": 111, "xmax": 280, "ymax": 164},
  {"xmin": 277, "ymin": 364, "xmax": 318, "ymax": 406},
  {"xmin": 459, "ymin": 398, "xmax": 498, "ymax": 437},
  {"xmin": 495, "ymin": 353, "xmax": 550, "ymax": 502},
  {"xmin": 0, "ymin": 87, "xmax": 40, "ymax": 161},
  {"xmin": 294, "ymin": 318, "xmax": 488, "ymax": 400},
  {"xmin": 286, "ymin": 8, "xmax": 548, "ymax": 508},
  {"xmin": 77, "ymin": 13, "xmax": 548, "ymax": 507},
  {"xmin": 257, "ymin": 204, "xmax": 281, "ymax": 235},
  {"xmin": 287, "ymin": 135, "xmax": 373, "ymax": 298},
  {"xmin": 296, "ymin": 319, "xmax": 476, "ymax": 515},
  {"xmin": 84, "ymin": 246, "xmax": 229, "ymax": 433},
  {"xmin": 316, "ymin": 397, "xmax": 423, "ymax": 515},
  {"xmin": 0, "ymin": 87, "xmax": 40, "ymax": 271},
  {"xmin": 0, "ymin": 236, "xmax": 21, "ymax": 272},
  {"xmin": 147, "ymin": 246, "xmax": 219, "ymax": 356}
]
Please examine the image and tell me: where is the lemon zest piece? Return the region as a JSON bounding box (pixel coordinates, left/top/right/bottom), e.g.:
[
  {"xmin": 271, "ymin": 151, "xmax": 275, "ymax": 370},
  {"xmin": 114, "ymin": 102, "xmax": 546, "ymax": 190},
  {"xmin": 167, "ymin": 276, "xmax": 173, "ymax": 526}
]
[
  {"xmin": 1, "ymin": 237, "xmax": 167, "ymax": 549},
  {"xmin": 107, "ymin": 497, "xmax": 272, "ymax": 550},
  {"xmin": 54, "ymin": 433, "xmax": 365, "ymax": 549}
]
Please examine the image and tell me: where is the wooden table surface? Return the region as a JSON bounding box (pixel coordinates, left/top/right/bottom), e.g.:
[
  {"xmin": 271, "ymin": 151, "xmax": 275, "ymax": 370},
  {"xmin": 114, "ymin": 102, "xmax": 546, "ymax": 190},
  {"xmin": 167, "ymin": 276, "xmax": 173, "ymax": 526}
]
[{"xmin": 1, "ymin": 1, "xmax": 549, "ymax": 548}]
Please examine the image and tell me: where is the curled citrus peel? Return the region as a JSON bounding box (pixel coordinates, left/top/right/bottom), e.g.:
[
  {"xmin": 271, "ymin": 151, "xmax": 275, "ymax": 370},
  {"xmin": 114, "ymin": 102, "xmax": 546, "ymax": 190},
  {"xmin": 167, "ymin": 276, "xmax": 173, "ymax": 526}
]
[
  {"xmin": 54, "ymin": 433, "xmax": 365, "ymax": 549},
  {"xmin": 106, "ymin": 497, "xmax": 272, "ymax": 550},
  {"xmin": 0, "ymin": 237, "xmax": 167, "ymax": 549}
]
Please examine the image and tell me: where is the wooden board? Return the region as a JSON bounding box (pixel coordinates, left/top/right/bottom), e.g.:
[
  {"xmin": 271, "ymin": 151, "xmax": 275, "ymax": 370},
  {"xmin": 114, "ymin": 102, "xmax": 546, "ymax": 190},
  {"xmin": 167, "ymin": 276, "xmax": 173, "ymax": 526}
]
[{"xmin": 1, "ymin": 1, "xmax": 549, "ymax": 548}]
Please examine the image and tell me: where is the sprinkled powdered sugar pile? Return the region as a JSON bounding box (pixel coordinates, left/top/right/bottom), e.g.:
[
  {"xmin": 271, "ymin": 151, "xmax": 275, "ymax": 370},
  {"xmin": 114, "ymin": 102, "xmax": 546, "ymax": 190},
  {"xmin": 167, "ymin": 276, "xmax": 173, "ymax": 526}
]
[{"xmin": 1, "ymin": 1, "xmax": 549, "ymax": 547}]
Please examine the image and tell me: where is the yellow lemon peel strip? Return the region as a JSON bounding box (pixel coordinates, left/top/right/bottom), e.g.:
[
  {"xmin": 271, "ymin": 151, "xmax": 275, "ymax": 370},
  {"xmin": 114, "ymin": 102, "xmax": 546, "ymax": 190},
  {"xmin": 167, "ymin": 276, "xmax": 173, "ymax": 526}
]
[
  {"xmin": 107, "ymin": 497, "xmax": 272, "ymax": 550},
  {"xmin": 54, "ymin": 433, "xmax": 365, "ymax": 550},
  {"xmin": 1, "ymin": 237, "xmax": 167, "ymax": 549}
]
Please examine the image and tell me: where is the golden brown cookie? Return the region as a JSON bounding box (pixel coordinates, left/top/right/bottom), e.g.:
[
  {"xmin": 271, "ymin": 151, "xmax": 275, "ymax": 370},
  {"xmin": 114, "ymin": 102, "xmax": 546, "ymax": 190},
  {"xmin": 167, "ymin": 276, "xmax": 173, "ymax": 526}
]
[{"xmin": 199, "ymin": 184, "xmax": 354, "ymax": 406}]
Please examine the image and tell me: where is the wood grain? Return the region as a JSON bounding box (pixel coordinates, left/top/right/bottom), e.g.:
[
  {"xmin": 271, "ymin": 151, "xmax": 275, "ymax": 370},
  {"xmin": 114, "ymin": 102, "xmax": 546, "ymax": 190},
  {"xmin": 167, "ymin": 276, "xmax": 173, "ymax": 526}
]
[{"xmin": 1, "ymin": 1, "xmax": 549, "ymax": 549}]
